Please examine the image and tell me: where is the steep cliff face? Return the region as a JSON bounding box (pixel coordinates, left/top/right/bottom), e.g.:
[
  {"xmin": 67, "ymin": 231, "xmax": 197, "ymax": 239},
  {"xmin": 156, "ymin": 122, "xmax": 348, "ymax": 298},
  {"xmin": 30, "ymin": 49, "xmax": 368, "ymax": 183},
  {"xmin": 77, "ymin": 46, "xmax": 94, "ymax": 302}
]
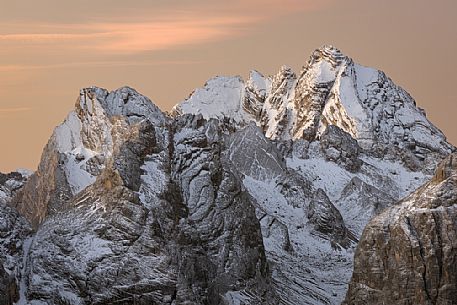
[{"xmin": 344, "ymin": 153, "xmax": 457, "ymax": 305}]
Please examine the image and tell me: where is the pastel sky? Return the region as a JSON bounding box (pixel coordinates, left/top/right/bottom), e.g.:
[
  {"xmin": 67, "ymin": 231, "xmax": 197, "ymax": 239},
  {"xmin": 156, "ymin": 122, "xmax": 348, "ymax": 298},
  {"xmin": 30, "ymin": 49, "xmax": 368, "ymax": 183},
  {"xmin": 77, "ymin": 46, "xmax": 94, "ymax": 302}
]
[{"xmin": 0, "ymin": 0, "xmax": 456, "ymax": 172}]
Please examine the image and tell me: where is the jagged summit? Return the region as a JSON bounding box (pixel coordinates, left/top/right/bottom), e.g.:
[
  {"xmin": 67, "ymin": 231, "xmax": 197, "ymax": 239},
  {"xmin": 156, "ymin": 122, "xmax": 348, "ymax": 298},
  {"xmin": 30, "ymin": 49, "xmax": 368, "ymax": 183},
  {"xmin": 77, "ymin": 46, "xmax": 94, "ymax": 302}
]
[
  {"xmin": 175, "ymin": 46, "xmax": 453, "ymax": 172},
  {"xmin": 306, "ymin": 45, "xmax": 349, "ymax": 70},
  {"xmin": 78, "ymin": 86, "xmax": 166, "ymax": 125}
]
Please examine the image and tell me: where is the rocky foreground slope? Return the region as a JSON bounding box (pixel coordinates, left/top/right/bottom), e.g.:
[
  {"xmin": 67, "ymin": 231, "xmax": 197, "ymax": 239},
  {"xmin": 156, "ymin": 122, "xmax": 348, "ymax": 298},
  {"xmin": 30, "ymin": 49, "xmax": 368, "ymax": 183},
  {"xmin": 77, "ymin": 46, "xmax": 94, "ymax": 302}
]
[
  {"xmin": 0, "ymin": 46, "xmax": 455, "ymax": 305},
  {"xmin": 344, "ymin": 153, "xmax": 457, "ymax": 305}
]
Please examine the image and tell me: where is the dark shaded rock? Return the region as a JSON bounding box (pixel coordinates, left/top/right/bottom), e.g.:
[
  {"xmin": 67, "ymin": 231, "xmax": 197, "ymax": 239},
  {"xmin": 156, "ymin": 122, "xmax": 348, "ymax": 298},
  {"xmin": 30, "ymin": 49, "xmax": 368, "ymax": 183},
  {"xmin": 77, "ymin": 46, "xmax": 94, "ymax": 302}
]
[
  {"xmin": 0, "ymin": 262, "xmax": 18, "ymax": 305},
  {"xmin": 320, "ymin": 125, "xmax": 362, "ymax": 172},
  {"xmin": 308, "ymin": 189, "xmax": 356, "ymax": 249},
  {"xmin": 0, "ymin": 201, "xmax": 32, "ymax": 305},
  {"xmin": 172, "ymin": 118, "xmax": 277, "ymax": 304}
]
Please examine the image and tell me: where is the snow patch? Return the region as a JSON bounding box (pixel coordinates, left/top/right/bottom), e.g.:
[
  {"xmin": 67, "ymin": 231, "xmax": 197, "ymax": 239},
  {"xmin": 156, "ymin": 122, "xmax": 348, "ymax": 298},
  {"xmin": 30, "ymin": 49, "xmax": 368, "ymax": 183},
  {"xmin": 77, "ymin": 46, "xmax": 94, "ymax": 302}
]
[
  {"xmin": 64, "ymin": 147, "xmax": 98, "ymax": 194},
  {"xmin": 16, "ymin": 237, "xmax": 34, "ymax": 305},
  {"xmin": 176, "ymin": 76, "xmax": 250, "ymax": 123},
  {"xmin": 54, "ymin": 111, "xmax": 82, "ymax": 153},
  {"xmin": 223, "ymin": 291, "xmax": 252, "ymax": 305}
]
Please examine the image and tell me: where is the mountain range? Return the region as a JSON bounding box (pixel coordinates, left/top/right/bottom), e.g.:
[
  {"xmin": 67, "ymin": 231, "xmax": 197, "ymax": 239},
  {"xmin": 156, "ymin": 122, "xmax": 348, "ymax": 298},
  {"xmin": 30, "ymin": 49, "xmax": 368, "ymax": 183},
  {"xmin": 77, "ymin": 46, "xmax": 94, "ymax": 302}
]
[{"xmin": 0, "ymin": 45, "xmax": 455, "ymax": 305}]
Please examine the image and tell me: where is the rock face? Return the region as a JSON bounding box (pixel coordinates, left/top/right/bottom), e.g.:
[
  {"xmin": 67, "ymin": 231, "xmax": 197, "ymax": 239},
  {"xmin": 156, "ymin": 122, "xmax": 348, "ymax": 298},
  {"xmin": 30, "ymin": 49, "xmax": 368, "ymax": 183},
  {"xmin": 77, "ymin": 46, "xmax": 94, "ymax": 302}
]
[
  {"xmin": 307, "ymin": 189, "xmax": 357, "ymax": 249},
  {"xmin": 2, "ymin": 46, "xmax": 456, "ymax": 305},
  {"xmin": 344, "ymin": 153, "xmax": 457, "ymax": 305},
  {"xmin": 320, "ymin": 125, "xmax": 362, "ymax": 172},
  {"xmin": 0, "ymin": 171, "xmax": 33, "ymax": 305},
  {"xmin": 173, "ymin": 45, "xmax": 454, "ymax": 304}
]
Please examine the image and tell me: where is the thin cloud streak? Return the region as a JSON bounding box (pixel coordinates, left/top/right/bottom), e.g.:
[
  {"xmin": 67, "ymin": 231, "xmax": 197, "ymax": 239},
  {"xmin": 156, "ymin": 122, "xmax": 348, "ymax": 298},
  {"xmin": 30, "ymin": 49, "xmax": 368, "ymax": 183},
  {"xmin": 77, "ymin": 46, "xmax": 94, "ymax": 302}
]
[
  {"xmin": 0, "ymin": 32, "xmax": 115, "ymax": 42},
  {"xmin": 0, "ymin": 16, "xmax": 257, "ymax": 54},
  {"xmin": 0, "ymin": 107, "xmax": 31, "ymax": 113},
  {"xmin": 0, "ymin": 1, "xmax": 324, "ymax": 54},
  {"xmin": 0, "ymin": 60, "xmax": 202, "ymax": 72}
]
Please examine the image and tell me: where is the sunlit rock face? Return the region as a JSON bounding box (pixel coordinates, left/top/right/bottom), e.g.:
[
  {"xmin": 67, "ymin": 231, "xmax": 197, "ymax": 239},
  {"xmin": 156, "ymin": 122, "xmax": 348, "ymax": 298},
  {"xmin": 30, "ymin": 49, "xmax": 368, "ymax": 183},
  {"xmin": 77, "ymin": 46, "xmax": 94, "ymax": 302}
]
[{"xmin": 344, "ymin": 153, "xmax": 457, "ymax": 305}]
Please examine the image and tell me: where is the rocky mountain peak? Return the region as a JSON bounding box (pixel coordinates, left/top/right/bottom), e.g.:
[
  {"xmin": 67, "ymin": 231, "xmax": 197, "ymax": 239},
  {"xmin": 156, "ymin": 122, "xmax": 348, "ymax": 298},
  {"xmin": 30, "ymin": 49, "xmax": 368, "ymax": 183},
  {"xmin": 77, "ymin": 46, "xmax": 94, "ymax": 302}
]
[
  {"xmin": 246, "ymin": 70, "xmax": 267, "ymax": 94},
  {"xmin": 313, "ymin": 45, "xmax": 348, "ymax": 64},
  {"xmin": 302, "ymin": 45, "xmax": 349, "ymax": 78},
  {"xmin": 11, "ymin": 86, "xmax": 168, "ymax": 227},
  {"xmin": 174, "ymin": 47, "xmax": 454, "ymax": 174},
  {"xmin": 276, "ymin": 65, "xmax": 296, "ymax": 78},
  {"xmin": 78, "ymin": 86, "xmax": 166, "ymax": 126}
]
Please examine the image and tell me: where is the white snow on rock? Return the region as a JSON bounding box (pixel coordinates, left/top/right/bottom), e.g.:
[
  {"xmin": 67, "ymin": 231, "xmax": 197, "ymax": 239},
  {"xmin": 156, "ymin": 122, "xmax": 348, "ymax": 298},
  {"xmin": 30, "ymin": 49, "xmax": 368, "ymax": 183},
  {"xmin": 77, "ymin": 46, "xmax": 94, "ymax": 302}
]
[
  {"xmin": 64, "ymin": 147, "xmax": 98, "ymax": 194},
  {"xmin": 138, "ymin": 153, "xmax": 168, "ymax": 209},
  {"xmin": 248, "ymin": 70, "xmax": 267, "ymax": 92},
  {"xmin": 0, "ymin": 189, "xmax": 7, "ymax": 201},
  {"xmin": 54, "ymin": 111, "xmax": 83, "ymax": 153},
  {"xmin": 174, "ymin": 76, "xmax": 249, "ymax": 123}
]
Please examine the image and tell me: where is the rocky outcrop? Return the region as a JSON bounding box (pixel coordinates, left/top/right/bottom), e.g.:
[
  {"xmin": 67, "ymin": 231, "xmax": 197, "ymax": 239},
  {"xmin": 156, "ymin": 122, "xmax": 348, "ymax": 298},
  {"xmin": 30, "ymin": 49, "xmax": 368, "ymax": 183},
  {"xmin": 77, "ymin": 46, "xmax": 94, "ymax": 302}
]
[
  {"xmin": 171, "ymin": 115, "xmax": 275, "ymax": 304},
  {"xmin": 0, "ymin": 171, "xmax": 30, "ymax": 205},
  {"xmin": 344, "ymin": 153, "xmax": 457, "ymax": 305},
  {"xmin": 11, "ymin": 140, "xmax": 73, "ymax": 228},
  {"xmin": 308, "ymin": 189, "xmax": 357, "ymax": 249},
  {"xmin": 320, "ymin": 125, "xmax": 362, "ymax": 172},
  {"xmin": 292, "ymin": 46, "xmax": 348, "ymax": 141},
  {"xmin": 227, "ymin": 123, "xmax": 286, "ymax": 180}
]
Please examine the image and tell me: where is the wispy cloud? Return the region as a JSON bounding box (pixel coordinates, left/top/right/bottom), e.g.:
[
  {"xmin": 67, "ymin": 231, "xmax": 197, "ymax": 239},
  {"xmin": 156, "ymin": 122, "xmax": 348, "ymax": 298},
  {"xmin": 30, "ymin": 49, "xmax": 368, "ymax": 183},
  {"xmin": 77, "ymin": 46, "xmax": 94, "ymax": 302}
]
[
  {"xmin": 0, "ymin": 0, "xmax": 325, "ymax": 54},
  {"xmin": 0, "ymin": 60, "xmax": 201, "ymax": 72},
  {"xmin": 0, "ymin": 107, "xmax": 31, "ymax": 113},
  {"xmin": 0, "ymin": 16, "xmax": 256, "ymax": 54}
]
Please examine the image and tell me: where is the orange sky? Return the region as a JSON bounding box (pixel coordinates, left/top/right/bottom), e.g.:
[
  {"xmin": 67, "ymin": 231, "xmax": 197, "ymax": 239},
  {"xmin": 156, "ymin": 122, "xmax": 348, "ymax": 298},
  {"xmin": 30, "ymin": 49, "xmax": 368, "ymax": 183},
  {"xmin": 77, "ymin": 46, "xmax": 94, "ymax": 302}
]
[{"xmin": 0, "ymin": 0, "xmax": 456, "ymax": 172}]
